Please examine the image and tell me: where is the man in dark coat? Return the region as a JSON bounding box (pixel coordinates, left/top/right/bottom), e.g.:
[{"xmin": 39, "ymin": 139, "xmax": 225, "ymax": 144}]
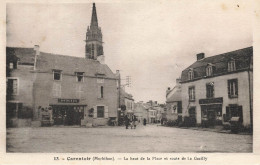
[
  {"xmin": 124, "ymin": 115, "xmax": 129, "ymax": 129},
  {"xmin": 143, "ymin": 118, "xmax": 147, "ymax": 126}
]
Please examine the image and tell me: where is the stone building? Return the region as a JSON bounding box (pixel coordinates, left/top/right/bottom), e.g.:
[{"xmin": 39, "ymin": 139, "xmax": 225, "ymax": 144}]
[
  {"xmin": 165, "ymin": 78, "xmax": 182, "ymax": 123},
  {"xmin": 6, "ymin": 3, "xmax": 118, "ymax": 127},
  {"xmin": 180, "ymin": 47, "xmax": 253, "ymax": 128},
  {"xmin": 134, "ymin": 102, "xmax": 149, "ymax": 122}
]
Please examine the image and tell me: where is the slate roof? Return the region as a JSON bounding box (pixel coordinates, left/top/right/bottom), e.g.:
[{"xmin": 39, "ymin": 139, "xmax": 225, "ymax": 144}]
[
  {"xmin": 6, "ymin": 47, "xmax": 116, "ymax": 79},
  {"xmin": 181, "ymin": 47, "xmax": 253, "ymax": 83},
  {"xmin": 7, "ymin": 47, "xmax": 35, "ymax": 65},
  {"xmin": 120, "ymin": 88, "xmax": 134, "ymax": 101}
]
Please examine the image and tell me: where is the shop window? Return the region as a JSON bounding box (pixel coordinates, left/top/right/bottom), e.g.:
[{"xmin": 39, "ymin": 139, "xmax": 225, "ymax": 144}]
[
  {"xmin": 228, "ymin": 60, "xmax": 236, "ymax": 72},
  {"xmin": 76, "ymin": 72, "xmax": 84, "ymax": 82},
  {"xmin": 7, "ymin": 78, "xmax": 18, "ymax": 95},
  {"xmin": 188, "ymin": 69, "xmax": 194, "ymax": 80},
  {"xmin": 206, "ymin": 82, "xmax": 214, "ymax": 98},
  {"xmin": 225, "ymin": 105, "xmax": 243, "ymax": 122},
  {"xmin": 188, "ymin": 86, "xmax": 195, "ymax": 101},
  {"xmin": 228, "ymin": 79, "xmax": 238, "ymax": 98},
  {"xmin": 53, "ymin": 70, "xmax": 62, "ymax": 81},
  {"xmin": 97, "ymin": 106, "xmax": 104, "ymax": 118},
  {"xmin": 53, "ymin": 83, "xmax": 61, "ymax": 98}
]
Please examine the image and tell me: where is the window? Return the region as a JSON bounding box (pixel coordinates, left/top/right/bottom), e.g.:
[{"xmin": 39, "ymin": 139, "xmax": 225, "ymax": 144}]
[
  {"xmin": 76, "ymin": 85, "xmax": 83, "ymax": 98},
  {"xmin": 172, "ymin": 105, "xmax": 176, "ymax": 113},
  {"xmin": 188, "ymin": 69, "xmax": 194, "ymax": 80},
  {"xmin": 9, "ymin": 63, "xmax": 13, "ymax": 69},
  {"xmin": 7, "ymin": 78, "xmax": 18, "ymax": 95},
  {"xmin": 228, "ymin": 79, "xmax": 238, "ymax": 98},
  {"xmin": 228, "ymin": 60, "xmax": 236, "ymax": 72},
  {"xmin": 188, "ymin": 86, "xmax": 195, "ymax": 101},
  {"xmin": 206, "ymin": 82, "xmax": 214, "ymax": 98},
  {"xmin": 97, "ymin": 106, "xmax": 104, "ymax": 118},
  {"xmin": 9, "ymin": 62, "xmax": 17, "ymax": 69},
  {"xmin": 53, "ymin": 70, "xmax": 62, "ymax": 81},
  {"xmin": 76, "ymin": 72, "xmax": 84, "ymax": 82},
  {"xmin": 225, "ymin": 105, "xmax": 243, "ymax": 122},
  {"xmin": 206, "ymin": 66, "xmax": 213, "ymax": 76},
  {"xmin": 97, "ymin": 78, "xmax": 104, "ymax": 83},
  {"xmin": 53, "ymin": 83, "xmax": 61, "ymax": 97},
  {"xmin": 98, "ymin": 86, "xmax": 104, "ymax": 98}
]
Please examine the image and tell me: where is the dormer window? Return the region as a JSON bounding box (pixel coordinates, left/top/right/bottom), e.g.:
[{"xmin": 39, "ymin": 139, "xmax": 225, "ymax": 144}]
[
  {"xmin": 76, "ymin": 72, "xmax": 84, "ymax": 82},
  {"xmin": 206, "ymin": 64, "xmax": 213, "ymax": 76},
  {"xmin": 53, "ymin": 70, "xmax": 62, "ymax": 81},
  {"xmin": 9, "ymin": 63, "xmax": 13, "ymax": 69},
  {"xmin": 188, "ymin": 69, "xmax": 194, "ymax": 80},
  {"xmin": 9, "ymin": 62, "xmax": 17, "ymax": 69},
  {"xmin": 228, "ymin": 60, "xmax": 236, "ymax": 72}
]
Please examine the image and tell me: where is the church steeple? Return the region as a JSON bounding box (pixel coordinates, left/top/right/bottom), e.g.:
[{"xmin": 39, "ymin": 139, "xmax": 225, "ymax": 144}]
[
  {"xmin": 90, "ymin": 3, "xmax": 98, "ymax": 27},
  {"xmin": 85, "ymin": 3, "xmax": 104, "ymax": 61}
]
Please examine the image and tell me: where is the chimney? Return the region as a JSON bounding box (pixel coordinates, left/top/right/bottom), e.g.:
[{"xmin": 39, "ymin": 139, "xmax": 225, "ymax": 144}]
[
  {"xmin": 197, "ymin": 53, "xmax": 205, "ymax": 61},
  {"xmin": 34, "ymin": 45, "xmax": 40, "ymax": 55}
]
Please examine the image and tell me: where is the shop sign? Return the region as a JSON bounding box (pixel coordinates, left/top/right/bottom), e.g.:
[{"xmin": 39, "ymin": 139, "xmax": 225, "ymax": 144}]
[
  {"xmin": 58, "ymin": 99, "xmax": 79, "ymax": 103},
  {"xmin": 199, "ymin": 97, "xmax": 223, "ymax": 104}
]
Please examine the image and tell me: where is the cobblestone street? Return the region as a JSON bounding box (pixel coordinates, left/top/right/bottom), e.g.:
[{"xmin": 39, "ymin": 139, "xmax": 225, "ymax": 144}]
[{"xmin": 6, "ymin": 124, "xmax": 252, "ymax": 153}]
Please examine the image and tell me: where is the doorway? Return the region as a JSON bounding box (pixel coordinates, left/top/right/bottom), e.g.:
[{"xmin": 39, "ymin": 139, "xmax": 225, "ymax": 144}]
[{"xmin": 51, "ymin": 105, "xmax": 85, "ymax": 125}]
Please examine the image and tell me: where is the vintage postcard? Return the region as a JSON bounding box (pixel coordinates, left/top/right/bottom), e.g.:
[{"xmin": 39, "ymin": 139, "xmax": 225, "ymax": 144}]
[{"xmin": 1, "ymin": 0, "xmax": 260, "ymax": 164}]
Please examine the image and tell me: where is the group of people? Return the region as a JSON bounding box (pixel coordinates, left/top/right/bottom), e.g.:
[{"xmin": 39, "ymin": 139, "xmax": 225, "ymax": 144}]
[
  {"xmin": 124, "ymin": 114, "xmax": 148, "ymax": 129},
  {"xmin": 124, "ymin": 114, "xmax": 138, "ymax": 129}
]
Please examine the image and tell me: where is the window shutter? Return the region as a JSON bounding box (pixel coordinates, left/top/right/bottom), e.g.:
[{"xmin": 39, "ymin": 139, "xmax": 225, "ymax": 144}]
[
  {"xmin": 227, "ymin": 80, "xmax": 231, "ymax": 98},
  {"xmin": 104, "ymin": 106, "xmax": 108, "ymax": 118},
  {"xmin": 93, "ymin": 106, "xmax": 97, "ymax": 118},
  {"xmin": 235, "ymin": 80, "xmax": 238, "ymax": 96}
]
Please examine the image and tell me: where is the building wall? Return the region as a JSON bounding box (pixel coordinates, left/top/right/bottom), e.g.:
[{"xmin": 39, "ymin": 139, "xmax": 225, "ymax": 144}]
[
  {"xmin": 165, "ymin": 102, "xmax": 178, "ymax": 121},
  {"xmin": 181, "ymin": 71, "xmax": 251, "ymax": 127},
  {"xmin": 125, "ymin": 98, "xmax": 134, "ymax": 111},
  {"xmin": 7, "ymin": 65, "xmax": 34, "ymax": 112},
  {"xmin": 33, "ymin": 71, "xmax": 117, "ymax": 125}
]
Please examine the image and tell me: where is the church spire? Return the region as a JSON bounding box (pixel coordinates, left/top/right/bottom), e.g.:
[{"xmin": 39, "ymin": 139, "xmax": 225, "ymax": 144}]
[
  {"xmin": 85, "ymin": 3, "xmax": 104, "ymax": 61},
  {"xmin": 90, "ymin": 3, "xmax": 98, "ymax": 27}
]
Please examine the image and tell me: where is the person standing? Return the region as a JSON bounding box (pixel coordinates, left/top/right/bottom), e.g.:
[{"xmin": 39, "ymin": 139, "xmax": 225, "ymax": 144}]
[
  {"xmin": 133, "ymin": 115, "xmax": 137, "ymax": 129},
  {"xmin": 143, "ymin": 118, "xmax": 147, "ymax": 126},
  {"xmin": 124, "ymin": 115, "xmax": 129, "ymax": 129}
]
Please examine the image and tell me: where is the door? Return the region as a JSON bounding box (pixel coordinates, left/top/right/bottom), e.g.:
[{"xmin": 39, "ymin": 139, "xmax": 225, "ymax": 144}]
[
  {"xmin": 207, "ymin": 110, "xmax": 216, "ymax": 126},
  {"xmin": 52, "ymin": 106, "xmax": 65, "ymax": 125}
]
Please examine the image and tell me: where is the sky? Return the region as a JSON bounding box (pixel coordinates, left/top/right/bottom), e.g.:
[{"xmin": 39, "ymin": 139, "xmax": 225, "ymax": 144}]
[{"xmin": 6, "ymin": 0, "xmax": 253, "ymax": 103}]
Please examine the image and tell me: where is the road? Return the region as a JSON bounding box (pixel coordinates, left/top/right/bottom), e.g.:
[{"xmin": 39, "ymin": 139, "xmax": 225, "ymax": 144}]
[{"xmin": 6, "ymin": 124, "xmax": 252, "ymax": 153}]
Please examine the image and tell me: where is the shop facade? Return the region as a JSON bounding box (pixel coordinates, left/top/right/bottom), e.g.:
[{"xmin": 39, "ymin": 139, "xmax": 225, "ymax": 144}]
[{"xmin": 181, "ymin": 47, "xmax": 253, "ymax": 128}]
